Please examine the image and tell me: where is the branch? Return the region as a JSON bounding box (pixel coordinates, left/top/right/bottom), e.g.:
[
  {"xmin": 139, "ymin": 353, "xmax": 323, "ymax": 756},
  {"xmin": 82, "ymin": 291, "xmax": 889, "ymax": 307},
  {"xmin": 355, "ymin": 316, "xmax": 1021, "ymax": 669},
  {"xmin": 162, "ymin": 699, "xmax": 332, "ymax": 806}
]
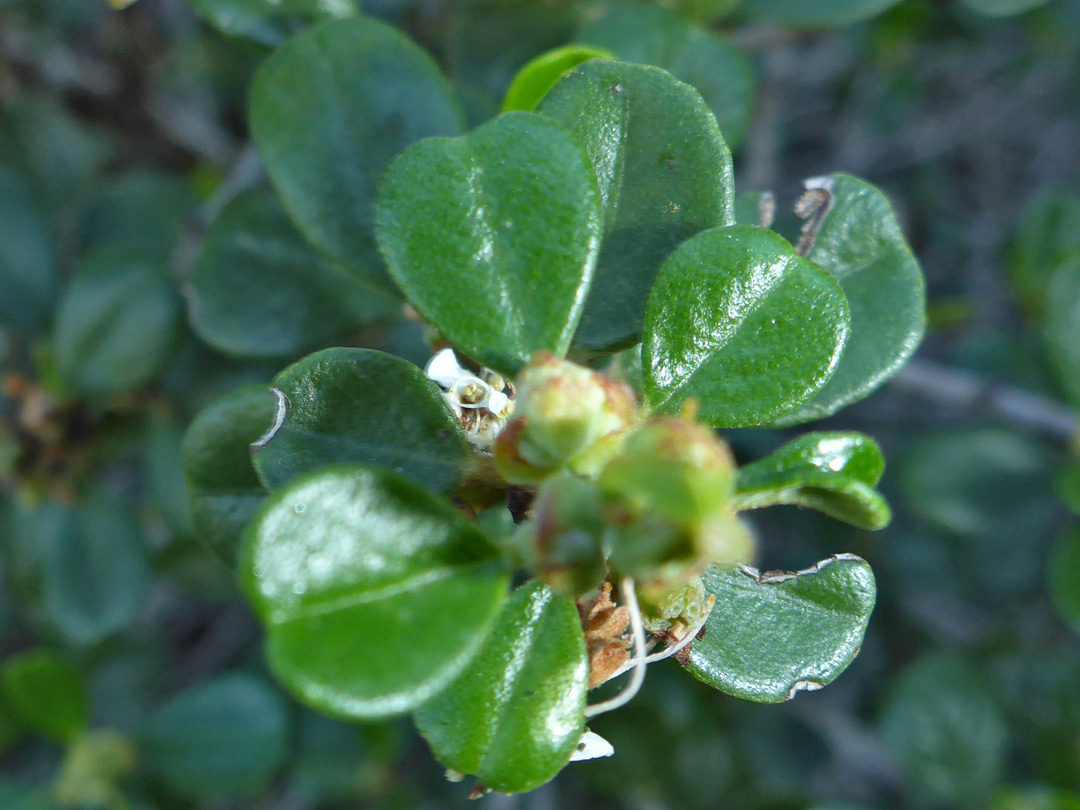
[{"xmin": 890, "ymin": 357, "xmax": 1079, "ymax": 443}]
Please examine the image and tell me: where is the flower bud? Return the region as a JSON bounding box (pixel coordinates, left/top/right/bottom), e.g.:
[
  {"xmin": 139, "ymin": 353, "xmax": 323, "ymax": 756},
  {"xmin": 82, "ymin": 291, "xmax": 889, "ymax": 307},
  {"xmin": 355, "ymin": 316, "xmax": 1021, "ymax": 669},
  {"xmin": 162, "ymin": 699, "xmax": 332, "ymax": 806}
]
[
  {"xmin": 598, "ymin": 417, "xmax": 736, "ymax": 528},
  {"xmin": 495, "ymin": 354, "xmax": 635, "ymax": 484},
  {"xmin": 521, "ymin": 472, "xmax": 606, "ymax": 598}
]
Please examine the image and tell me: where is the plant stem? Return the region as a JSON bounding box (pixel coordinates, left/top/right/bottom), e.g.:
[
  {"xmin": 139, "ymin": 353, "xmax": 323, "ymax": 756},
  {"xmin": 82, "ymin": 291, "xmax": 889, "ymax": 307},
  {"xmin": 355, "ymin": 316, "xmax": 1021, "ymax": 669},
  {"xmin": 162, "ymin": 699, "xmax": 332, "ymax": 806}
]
[{"xmin": 890, "ymin": 357, "xmax": 1079, "ymax": 443}]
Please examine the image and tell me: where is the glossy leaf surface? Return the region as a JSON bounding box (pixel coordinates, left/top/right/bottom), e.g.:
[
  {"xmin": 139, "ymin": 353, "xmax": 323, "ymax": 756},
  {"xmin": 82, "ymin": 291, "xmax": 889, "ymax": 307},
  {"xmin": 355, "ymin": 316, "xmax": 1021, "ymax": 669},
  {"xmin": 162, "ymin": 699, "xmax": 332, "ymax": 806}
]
[
  {"xmin": 54, "ymin": 249, "xmax": 181, "ymax": 397},
  {"xmin": 776, "ymin": 175, "xmax": 925, "ymax": 424},
  {"xmin": 251, "ymin": 348, "xmax": 469, "ymax": 492},
  {"xmin": 538, "ymin": 59, "xmax": 734, "ymax": 352},
  {"xmin": 250, "ymin": 17, "xmax": 461, "ymax": 292},
  {"xmin": 376, "ymin": 111, "xmax": 602, "ymax": 376},
  {"xmin": 643, "ymin": 226, "xmax": 850, "ymax": 427},
  {"xmin": 144, "ymin": 673, "xmax": 289, "ymax": 801},
  {"xmin": 182, "ymin": 385, "xmax": 276, "ymax": 563},
  {"xmin": 415, "ymin": 580, "xmax": 587, "ymax": 794},
  {"xmin": 733, "ymin": 432, "xmax": 890, "ymax": 530},
  {"xmin": 188, "ymin": 191, "xmax": 394, "ymax": 359},
  {"xmin": 0, "ymin": 651, "xmax": 87, "ymax": 742},
  {"xmin": 687, "ymin": 555, "xmax": 875, "ymax": 702},
  {"xmin": 577, "ymin": 3, "xmax": 754, "ymax": 146},
  {"xmin": 502, "ymin": 45, "xmax": 612, "ymax": 112},
  {"xmin": 241, "ymin": 465, "xmax": 509, "ymax": 719}
]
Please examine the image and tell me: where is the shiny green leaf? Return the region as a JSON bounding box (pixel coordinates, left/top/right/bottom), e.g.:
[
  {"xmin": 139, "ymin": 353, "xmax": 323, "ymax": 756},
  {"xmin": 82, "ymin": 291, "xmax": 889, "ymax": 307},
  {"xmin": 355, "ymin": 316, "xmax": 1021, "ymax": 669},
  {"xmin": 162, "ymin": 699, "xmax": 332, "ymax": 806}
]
[
  {"xmin": 741, "ymin": 0, "xmax": 902, "ymax": 27},
  {"xmin": 643, "ymin": 226, "xmax": 850, "ymax": 427},
  {"xmin": 43, "ymin": 491, "xmax": 149, "ymax": 646},
  {"xmin": 188, "ymin": 191, "xmax": 395, "ymax": 359},
  {"xmin": 190, "ymin": 0, "xmax": 361, "ymax": 46},
  {"xmin": 577, "ymin": 3, "xmax": 755, "ymax": 146},
  {"xmin": 502, "ymin": 46, "xmax": 613, "ymax": 112},
  {"xmin": 879, "ymin": 655, "xmax": 1006, "ymax": 803},
  {"xmin": 251, "ymin": 348, "xmax": 470, "ymax": 492},
  {"xmin": 182, "ymin": 385, "xmax": 277, "ymax": 563},
  {"xmin": 687, "ymin": 555, "xmax": 876, "ymax": 702},
  {"xmin": 241, "ymin": 465, "xmax": 509, "ymax": 719},
  {"xmin": 732, "ymin": 432, "xmax": 890, "ymax": 530},
  {"xmin": 415, "ymin": 580, "xmax": 587, "ymax": 794},
  {"xmin": 538, "ymin": 59, "xmax": 734, "ymax": 352},
  {"xmin": 775, "ymin": 175, "xmax": 925, "ymax": 424},
  {"xmin": 0, "ymin": 650, "xmax": 87, "ymax": 742},
  {"xmin": 249, "ymin": 17, "xmax": 461, "ymax": 292},
  {"xmin": 0, "ymin": 169, "xmax": 57, "ymax": 333},
  {"xmin": 53, "ymin": 248, "xmax": 182, "ymax": 397},
  {"xmin": 144, "ymin": 673, "xmax": 289, "ymax": 801},
  {"xmin": 376, "ymin": 111, "xmax": 602, "ymax": 376}
]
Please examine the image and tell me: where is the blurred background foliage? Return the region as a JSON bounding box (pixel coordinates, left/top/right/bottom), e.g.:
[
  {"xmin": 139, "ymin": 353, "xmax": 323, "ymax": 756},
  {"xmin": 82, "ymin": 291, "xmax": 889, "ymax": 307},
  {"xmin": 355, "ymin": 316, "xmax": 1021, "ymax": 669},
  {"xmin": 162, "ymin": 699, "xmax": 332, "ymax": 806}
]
[{"xmin": 1, "ymin": 0, "xmax": 1080, "ymax": 808}]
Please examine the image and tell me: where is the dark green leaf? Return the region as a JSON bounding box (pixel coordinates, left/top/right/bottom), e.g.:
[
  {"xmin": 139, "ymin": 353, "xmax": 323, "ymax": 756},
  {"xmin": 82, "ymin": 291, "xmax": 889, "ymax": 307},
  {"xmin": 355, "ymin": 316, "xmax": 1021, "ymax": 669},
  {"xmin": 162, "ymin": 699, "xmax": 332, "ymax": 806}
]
[
  {"xmin": 249, "ymin": 17, "xmax": 462, "ymax": 292},
  {"xmin": 1006, "ymin": 192, "xmax": 1080, "ymax": 315},
  {"xmin": 879, "ymin": 655, "xmax": 1006, "ymax": 803},
  {"xmin": 146, "ymin": 416, "xmax": 196, "ymax": 536},
  {"xmin": 251, "ymin": 348, "xmax": 470, "ymax": 492},
  {"xmin": 241, "ymin": 465, "xmax": 509, "ymax": 719},
  {"xmin": 182, "ymin": 385, "xmax": 277, "ymax": 563},
  {"xmin": 0, "ymin": 96, "xmax": 112, "ymax": 213},
  {"xmin": 44, "ymin": 491, "xmax": 149, "ymax": 646},
  {"xmin": 415, "ymin": 580, "xmax": 587, "ymax": 794},
  {"xmin": 0, "ymin": 780, "xmax": 54, "ymax": 810},
  {"xmin": 0, "ymin": 650, "xmax": 88, "ymax": 742},
  {"xmin": 775, "ymin": 175, "xmax": 925, "ymax": 424},
  {"xmin": 741, "ymin": 0, "xmax": 903, "ymax": 27},
  {"xmin": 687, "ymin": 555, "xmax": 876, "ymax": 702},
  {"xmin": 961, "ymin": 0, "xmax": 1050, "ymax": 14},
  {"xmin": 577, "ymin": 3, "xmax": 755, "ymax": 146},
  {"xmin": 900, "ymin": 428, "xmax": 1057, "ymax": 537},
  {"xmin": 538, "ymin": 59, "xmax": 734, "ymax": 352},
  {"xmin": 78, "ymin": 170, "xmax": 194, "ymax": 264},
  {"xmin": 188, "ymin": 190, "xmax": 395, "ymax": 359},
  {"xmin": 190, "ymin": 0, "xmax": 361, "ymax": 46},
  {"xmin": 502, "ymin": 46, "xmax": 613, "ymax": 112},
  {"xmin": 1043, "ymin": 258, "xmax": 1080, "ymax": 408},
  {"xmin": 732, "ymin": 432, "xmax": 890, "ymax": 530},
  {"xmin": 0, "ymin": 168, "xmax": 57, "ymax": 333},
  {"xmin": 144, "ymin": 673, "xmax": 289, "ymax": 801},
  {"xmin": 1050, "ymin": 528, "xmax": 1080, "ymax": 634},
  {"xmin": 376, "ymin": 111, "xmax": 602, "ymax": 376},
  {"xmin": 643, "ymin": 226, "xmax": 850, "ymax": 427},
  {"xmin": 53, "ymin": 249, "xmax": 182, "ymax": 397}
]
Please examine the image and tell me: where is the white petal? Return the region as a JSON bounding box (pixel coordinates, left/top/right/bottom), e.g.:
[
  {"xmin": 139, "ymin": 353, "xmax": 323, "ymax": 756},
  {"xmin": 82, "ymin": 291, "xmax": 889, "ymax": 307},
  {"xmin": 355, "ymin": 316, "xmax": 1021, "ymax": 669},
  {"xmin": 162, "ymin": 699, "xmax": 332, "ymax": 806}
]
[
  {"xmin": 425, "ymin": 348, "xmax": 468, "ymax": 389},
  {"xmin": 570, "ymin": 731, "xmax": 614, "ymax": 761}
]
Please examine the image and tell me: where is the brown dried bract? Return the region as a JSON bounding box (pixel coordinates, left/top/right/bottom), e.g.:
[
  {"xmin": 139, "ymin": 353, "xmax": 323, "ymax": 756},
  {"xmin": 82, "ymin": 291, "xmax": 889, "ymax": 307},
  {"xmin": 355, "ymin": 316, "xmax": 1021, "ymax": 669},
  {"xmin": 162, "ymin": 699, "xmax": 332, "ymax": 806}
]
[{"xmin": 577, "ymin": 583, "xmax": 631, "ymax": 688}]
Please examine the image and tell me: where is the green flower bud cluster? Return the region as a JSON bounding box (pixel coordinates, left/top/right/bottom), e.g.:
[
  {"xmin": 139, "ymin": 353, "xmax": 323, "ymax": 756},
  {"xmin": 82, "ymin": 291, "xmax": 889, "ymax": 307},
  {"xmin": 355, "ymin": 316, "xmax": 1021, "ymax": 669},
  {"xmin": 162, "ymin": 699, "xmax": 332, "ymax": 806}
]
[
  {"xmin": 495, "ymin": 354, "xmax": 637, "ymax": 483},
  {"xmin": 499, "ymin": 355, "xmax": 754, "ymax": 608}
]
